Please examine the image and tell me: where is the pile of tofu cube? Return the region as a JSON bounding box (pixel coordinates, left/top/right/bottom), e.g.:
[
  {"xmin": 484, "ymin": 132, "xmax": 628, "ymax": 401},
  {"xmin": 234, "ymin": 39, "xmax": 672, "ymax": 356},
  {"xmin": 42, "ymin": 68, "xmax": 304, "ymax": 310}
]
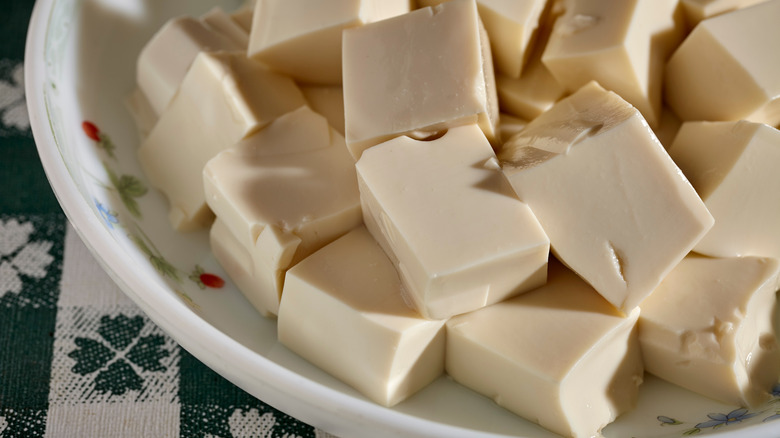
[{"xmin": 129, "ymin": 0, "xmax": 780, "ymax": 436}]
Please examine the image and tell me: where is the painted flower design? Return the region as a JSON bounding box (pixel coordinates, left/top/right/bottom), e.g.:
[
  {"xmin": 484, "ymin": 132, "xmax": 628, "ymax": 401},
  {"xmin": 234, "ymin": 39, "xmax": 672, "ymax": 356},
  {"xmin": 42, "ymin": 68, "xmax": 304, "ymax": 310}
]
[
  {"xmin": 82, "ymin": 121, "xmax": 116, "ymax": 158},
  {"xmin": 95, "ymin": 200, "xmax": 119, "ymax": 229},
  {"xmin": 67, "ymin": 314, "xmax": 170, "ymax": 396},
  {"xmin": 0, "ymin": 62, "xmax": 29, "ymax": 133},
  {"xmin": 189, "ymin": 265, "xmax": 225, "ymax": 289},
  {"xmin": 0, "ymin": 218, "xmax": 54, "ymax": 298},
  {"xmin": 0, "ymin": 415, "xmax": 7, "ymax": 434},
  {"xmin": 682, "ymin": 408, "xmax": 759, "ymax": 435},
  {"xmin": 658, "ymin": 415, "xmax": 682, "ymax": 426}
]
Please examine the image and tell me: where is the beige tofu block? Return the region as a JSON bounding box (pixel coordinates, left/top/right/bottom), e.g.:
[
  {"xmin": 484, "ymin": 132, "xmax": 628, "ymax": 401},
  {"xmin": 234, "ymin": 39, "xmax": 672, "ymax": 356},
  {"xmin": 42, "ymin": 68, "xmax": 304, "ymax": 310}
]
[
  {"xmin": 201, "ymin": 7, "xmax": 250, "ymax": 49},
  {"xmin": 652, "ymin": 106, "xmax": 682, "ymax": 150},
  {"xmin": 446, "ymin": 259, "xmax": 643, "ymax": 438},
  {"xmin": 278, "ymin": 226, "xmax": 446, "ymax": 406},
  {"xmin": 498, "ymin": 112, "xmax": 528, "ymax": 143},
  {"xmin": 665, "ymin": 0, "xmax": 780, "ymax": 126},
  {"xmin": 204, "ymin": 107, "xmax": 362, "ymax": 315},
  {"xmin": 680, "ymin": 0, "xmax": 769, "ymax": 27},
  {"xmin": 231, "ymin": 0, "xmax": 257, "ymax": 32},
  {"xmin": 356, "ymin": 124, "xmax": 549, "ymax": 320},
  {"xmin": 542, "ymin": 0, "xmax": 684, "ymax": 127},
  {"xmin": 300, "ymin": 84, "xmax": 345, "ymax": 136},
  {"xmin": 138, "ymin": 52, "xmax": 305, "ymax": 231},
  {"xmin": 135, "ymin": 17, "xmax": 242, "ymax": 118},
  {"xmin": 669, "ymin": 121, "xmax": 780, "ymax": 259},
  {"xmin": 248, "ymin": 0, "xmax": 409, "ymax": 84},
  {"xmin": 343, "ymin": 0, "xmax": 499, "ymax": 159},
  {"xmin": 496, "ymin": 1, "xmax": 567, "ymax": 120},
  {"xmin": 416, "ymin": 0, "xmax": 547, "ymax": 78},
  {"xmin": 639, "ymin": 255, "xmax": 780, "ymax": 407},
  {"xmin": 499, "ymin": 82, "xmax": 713, "ymax": 312},
  {"xmin": 210, "ymin": 218, "xmax": 299, "ymax": 318}
]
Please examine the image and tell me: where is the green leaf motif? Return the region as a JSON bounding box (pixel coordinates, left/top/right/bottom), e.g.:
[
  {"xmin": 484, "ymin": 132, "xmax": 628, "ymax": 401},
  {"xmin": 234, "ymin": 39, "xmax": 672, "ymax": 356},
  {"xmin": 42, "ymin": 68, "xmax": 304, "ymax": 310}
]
[
  {"xmin": 93, "ymin": 361, "xmax": 143, "ymax": 395},
  {"xmin": 98, "ymin": 314, "xmax": 144, "ymax": 351},
  {"xmin": 683, "ymin": 428, "xmax": 701, "ymax": 436},
  {"xmin": 68, "ymin": 338, "xmax": 115, "ymax": 375},
  {"xmin": 104, "ymin": 164, "xmax": 147, "ymax": 218},
  {"xmin": 98, "ymin": 132, "xmax": 116, "ymax": 158},
  {"xmin": 126, "ymin": 335, "xmax": 169, "ymax": 372}
]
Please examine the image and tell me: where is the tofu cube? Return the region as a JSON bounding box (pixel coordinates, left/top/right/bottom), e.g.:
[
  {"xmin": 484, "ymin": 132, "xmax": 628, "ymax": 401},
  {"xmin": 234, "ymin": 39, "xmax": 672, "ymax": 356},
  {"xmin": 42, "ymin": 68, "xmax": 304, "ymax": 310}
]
[
  {"xmin": 204, "ymin": 107, "xmax": 362, "ymax": 316},
  {"xmin": 135, "ymin": 16, "xmax": 243, "ymax": 118},
  {"xmin": 247, "ymin": 0, "xmax": 410, "ymax": 84},
  {"xmin": 201, "ymin": 6, "xmax": 250, "ymax": 49},
  {"xmin": 680, "ymin": 0, "xmax": 770, "ymax": 28},
  {"xmin": 542, "ymin": 0, "xmax": 684, "ymax": 127},
  {"xmin": 639, "ymin": 255, "xmax": 780, "ymax": 407},
  {"xmin": 356, "ymin": 124, "xmax": 549, "ymax": 320},
  {"xmin": 446, "ymin": 259, "xmax": 643, "ymax": 438},
  {"xmin": 300, "ymin": 84, "xmax": 346, "ymax": 135},
  {"xmin": 278, "ymin": 226, "xmax": 446, "ymax": 407},
  {"xmin": 665, "ymin": 0, "xmax": 780, "ymax": 126},
  {"xmin": 138, "ymin": 51, "xmax": 305, "ymax": 231},
  {"xmin": 669, "ymin": 121, "xmax": 780, "ymax": 259},
  {"xmin": 343, "ymin": 0, "xmax": 499, "ymax": 159},
  {"xmin": 499, "ymin": 82, "xmax": 713, "ymax": 312}
]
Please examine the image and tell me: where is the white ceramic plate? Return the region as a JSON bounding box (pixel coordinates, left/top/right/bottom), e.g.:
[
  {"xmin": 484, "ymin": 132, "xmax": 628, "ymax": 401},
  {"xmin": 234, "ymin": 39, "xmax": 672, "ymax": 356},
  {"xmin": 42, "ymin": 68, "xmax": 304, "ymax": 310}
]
[{"xmin": 25, "ymin": 0, "xmax": 780, "ymax": 437}]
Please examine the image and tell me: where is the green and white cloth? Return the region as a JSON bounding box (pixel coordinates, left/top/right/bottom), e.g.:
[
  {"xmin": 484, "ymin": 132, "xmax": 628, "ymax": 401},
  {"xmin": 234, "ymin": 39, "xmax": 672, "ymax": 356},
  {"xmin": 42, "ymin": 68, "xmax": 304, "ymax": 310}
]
[{"xmin": 0, "ymin": 2, "xmax": 330, "ymax": 437}]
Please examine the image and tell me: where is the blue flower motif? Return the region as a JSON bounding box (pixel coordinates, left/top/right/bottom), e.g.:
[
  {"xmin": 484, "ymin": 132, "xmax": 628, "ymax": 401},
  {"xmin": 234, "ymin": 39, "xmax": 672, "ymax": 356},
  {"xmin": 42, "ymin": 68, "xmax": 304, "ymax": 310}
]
[
  {"xmin": 763, "ymin": 412, "xmax": 780, "ymax": 423},
  {"xmin": 771, "ymin": 383, "xmax": 780, "ymax": 398},
  {"xmin": 95, "ymin": 200, "xmax": 119, "ymax": 229},
  {"xmin": 695, "ymin": 408, "xmax": 758, "ymax": 429},
  {"xmin": 658, "ymin": 415, "xmax": 682, "ymax": 426}
]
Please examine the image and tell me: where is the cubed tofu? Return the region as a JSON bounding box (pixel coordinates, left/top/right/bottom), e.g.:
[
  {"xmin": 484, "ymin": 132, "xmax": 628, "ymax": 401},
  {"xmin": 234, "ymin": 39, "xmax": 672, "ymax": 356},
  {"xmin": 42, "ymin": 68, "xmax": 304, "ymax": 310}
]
[
  {"xmin": 499, "ymin": 82, "xmax": 713, "ymax": 312},
  {"xmin": 138, "ymin": 51, "xmax": 305, "ymax": 232},
  {"xmin": 343, "ymin": 0, "xmax": 499, "ymax": 159},
  {"xmin": 639, "ymin": 255, "xmax": 780, "ymax": 407},
  {"xmin": 542, "ymin": 0, "xmax": 684, "ymax": 127},
  {"xmin": 135, "ymin": 17, "xmax": 243, "ymax": 118},
  {"xmin": 201, "ymin": 6, "xmax": 250, "ymax": 49},
  {"xmin": 356, "ymin": 124, "xmax": 549, "ymax": 320},
  {"xmin": 278, "ymin": 226, "xmax": 446, "ymax": 406},
  {"xmin": 203, "ymin": 107, "xmax": 362, "ymax": 316},
  {"xmin": 446, "ymin": 259, "xmax": 643, "ymax": 438},
  {"xmin": 419, "ymin": 0, "xmax": 548, "ymax": 78},
  {"xmin": 669, "ymin": 121, "xmax": 780, "ymax": 259},
  {"xmin": 498, "ymin": 112, "xmax": 529, "ymax": 143},
  {"xmin": 247, "ymin": 0, "xmax": 409, "ymax": 84},
  {"xmin": 680, "ymin": 0, "xmax": 769, "ymax": 27},
  {"xmin": 300, "ymin": 84, "xmax": 346, "ymax": 136},
  {"xmin": 665, "ymin": 0, "xmax": 780, "ymax": 126},
  {"xmin": 496, "ymin": 1, "xmax": 567, "ymax": 120}
]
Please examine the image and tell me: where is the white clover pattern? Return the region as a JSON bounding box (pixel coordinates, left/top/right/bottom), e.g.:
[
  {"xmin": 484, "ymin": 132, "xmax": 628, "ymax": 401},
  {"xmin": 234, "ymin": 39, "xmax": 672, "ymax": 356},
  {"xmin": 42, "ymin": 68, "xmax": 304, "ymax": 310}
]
[
  {"xmin": 0, "ymin": 219, "xmax": 54, "ymax": 298},
  {"xmin": 0, "ymin": 62, "xmax": 29, "ymax": 133}
]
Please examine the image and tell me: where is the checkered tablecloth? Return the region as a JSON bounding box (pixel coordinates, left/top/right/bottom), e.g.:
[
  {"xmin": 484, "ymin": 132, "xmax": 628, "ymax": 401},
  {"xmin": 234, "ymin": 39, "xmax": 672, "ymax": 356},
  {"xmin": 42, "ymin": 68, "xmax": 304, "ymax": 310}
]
[{"xmin": 0, "ymin": 2, "xmax": 330, "ymax": 437}]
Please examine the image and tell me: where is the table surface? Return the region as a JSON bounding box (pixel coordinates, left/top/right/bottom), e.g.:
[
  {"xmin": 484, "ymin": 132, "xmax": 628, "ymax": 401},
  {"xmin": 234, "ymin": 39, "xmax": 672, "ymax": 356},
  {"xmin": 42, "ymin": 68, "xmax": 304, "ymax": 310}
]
[{"xmin": 0, "ymin": 2, "xmax": 332, "ymax": 437}]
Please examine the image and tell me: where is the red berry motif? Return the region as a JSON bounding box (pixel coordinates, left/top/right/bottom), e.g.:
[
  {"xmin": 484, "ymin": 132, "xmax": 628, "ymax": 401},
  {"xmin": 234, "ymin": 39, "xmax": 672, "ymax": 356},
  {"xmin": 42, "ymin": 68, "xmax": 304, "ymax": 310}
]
[
  {"xmin": 199, "ymin": 273, "xmax": 225, "ymax": 289},
  {"xmin": 82, "ymin": 121, "xmax": 100, "ymax": 141}
]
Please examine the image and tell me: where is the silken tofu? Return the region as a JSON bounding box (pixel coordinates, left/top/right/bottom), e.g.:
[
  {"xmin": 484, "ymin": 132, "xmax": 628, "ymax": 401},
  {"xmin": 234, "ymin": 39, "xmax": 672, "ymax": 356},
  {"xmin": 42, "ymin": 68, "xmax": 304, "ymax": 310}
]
[
  {"xmin": 138, "ymin": 51, "xmax": 305, "ymax": 231},
  {"xmin": 542, "ymin": 0, "xmax": 684, "ymax": 128},
  {"xmin": 499, "ymin": 82, "xmax": 713, "ymax": 312},
  {"xmin": 356, "ymin": 124, "xmax": 549, "ymax": 320},
  {"xmin": 418, "ymin": 0, "xmax": 549, "ymax": 78},
  {"xmin": 669, "ymin": 121, "xmax": 780, "ymax": 260},
  {"xmin": 343, "ymin": 0, "xmax": 499, "ymax": 159},
  {"xmin": 247, "ymin": 0, "xmax": 409, "ymax": 84},
  {"xmin": 639, "ymin": 255, "xmax": 780, "ymax": 407},
  {"xmin": 665, "ymin": 0, "xmax": 780, "ymax": 126},
  {"xmin": 446, "ymin": 259, "xmax": 643, "ymax": 438},
  {"xmin": 134, "ymin": 16, "xmax": 242, "ymax": 119},
  {"xmin": 679, "ymin": 0, "xmax": 770, "ymax": 27},
  {"xmin": 300, "ymin": 84, "xmax": 346, "ymax": 136},
  {"xmin": 278, "ymin": 226, "xmax": 445, "ymax": 407},
  {"xmin": 203, "ymin": 107, "xmax": 362, "ymax": 316}
]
